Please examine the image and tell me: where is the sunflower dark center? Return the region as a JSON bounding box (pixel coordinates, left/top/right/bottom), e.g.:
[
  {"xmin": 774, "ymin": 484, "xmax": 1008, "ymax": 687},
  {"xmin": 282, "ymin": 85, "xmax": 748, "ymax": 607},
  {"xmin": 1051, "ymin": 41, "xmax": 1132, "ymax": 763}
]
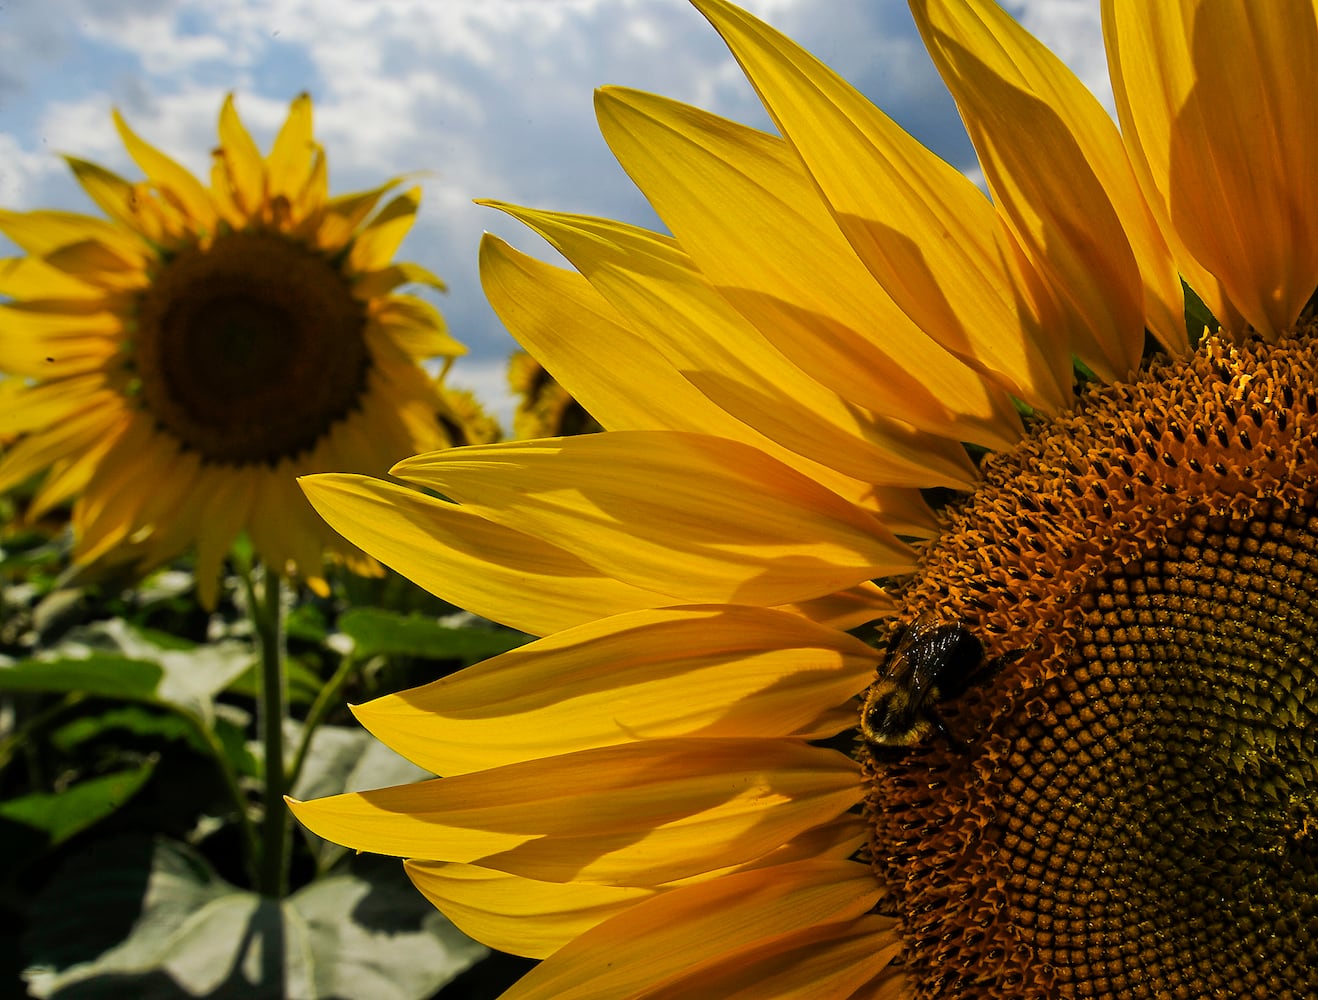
[
  {"xmin": 863, "ymin": 333, "xmax": 1318, "ymax": 999},
  {"xmin": 133, "ymin": 231, "xmax": 369, "ymax": 465}
]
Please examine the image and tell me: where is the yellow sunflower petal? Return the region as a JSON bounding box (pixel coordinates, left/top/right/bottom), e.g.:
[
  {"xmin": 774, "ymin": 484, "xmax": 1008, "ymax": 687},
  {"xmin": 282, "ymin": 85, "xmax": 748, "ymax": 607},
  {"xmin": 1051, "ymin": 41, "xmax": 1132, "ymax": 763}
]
[
  {"xmin": 64, "ymin": 157, "xmax": 154, "ymax": 240},
  {"xmin": 351, "ymin": 261, "xmax": 447, "ymax": 300},
  {"xmin": 192, "ymin": 469, "xmax": 255, "ymax": 609},
  {"xmin": 316, "ymin": 178, "xmax": 404, "ymax": 251},
  {"xmin": 0, "ymin": 404, "xmax": 126, "ymax": 495},
  {"xmin": 111, "ymin": 109, "xmax": 216, "ymax": 232},
  {"xmin": 637, "ymin": 915, "xmax": 901, "ymax": 1000},
  {"xmin": 479, "ymin": 233, "xmax": 955, "ymax": 518},
  {"xmin": 405, "ymin": 862, "xmax": 659, "ymax": 960},
  {"xmin": 266, "ymin": 92, "xmax": 316, "ymax": 205},
  {"xmin": 392, "ymin": 432, "xmax": 916, "ymax": 606},
  {"xmin": 369, "ymin": 295, "xmax": 467, "ymax": 359},
  {"xmin": 352, "ymin": 605, "xmax": 876, "ymax": 775},
  {"xmin": 215, "ymin": 93, "xmax": 265, "ymax": 218},
  {"xmin": 495, "ymin": 859, "xmax": 880, "ymax": 1000},
  {"xmin": 347, "ymin": 186, "xmax": 423, "ymax": 274},
  {"xmin": 0, "ymin": 208, "xmax": 147, "ymax": 262},
  {"xmin": 488, "ymin": 200, "xmax": 1020, "ymax": 453},
  {"xmin": 784, "ymin": 581, "xmax": 897, "ymax": 631},
  {"xmin": 288, "ymin": 739, "xmax": 861, "ymax": 885},
  {"xmin": 43, "ymin": 240, "xmax": 148, "ymax": 290},
  {"xmin": 299, "ymin": 473, "xmax": 667, "ymax": 636},
  {"xmin": 912, "ymin": 0, "xmax": 1187, "ymax": 377},
  {"xmin": 594, "ymin": 85, "xmax": 1052, "ymax": 433},
  {"xmin": 689, "ymin": 0, "xmax": 1071, "ymax": 411},
  {"xmin": 0, "ymin": 255, "xmax": 103, "ymax": 299},
  {"xmin": 1103, "ymin": 0, "xmax": 1318, "ymax": 337},
  {"xmin": 0, "ymin": 375, "xmax": 117, "ymax": 435},
  {"xmin": 71, "ymin": 420, "xmax": 166, "ymax": 563}
]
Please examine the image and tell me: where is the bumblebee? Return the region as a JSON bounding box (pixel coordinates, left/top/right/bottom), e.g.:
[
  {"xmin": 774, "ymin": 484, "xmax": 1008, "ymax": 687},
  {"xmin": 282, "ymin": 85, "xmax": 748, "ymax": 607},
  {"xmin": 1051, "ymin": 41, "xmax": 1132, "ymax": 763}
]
[{"xmin": 860, "ymin": 612, "xmax": 989, "ymax": 751}]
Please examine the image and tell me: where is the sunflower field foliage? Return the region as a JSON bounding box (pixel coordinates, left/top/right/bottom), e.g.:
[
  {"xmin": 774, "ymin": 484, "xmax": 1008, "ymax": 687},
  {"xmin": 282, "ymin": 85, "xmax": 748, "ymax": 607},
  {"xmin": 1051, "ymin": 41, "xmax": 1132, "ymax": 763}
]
[{"xmin": 0, "ymin": 94, "xmax": 542, "ymax": 999}]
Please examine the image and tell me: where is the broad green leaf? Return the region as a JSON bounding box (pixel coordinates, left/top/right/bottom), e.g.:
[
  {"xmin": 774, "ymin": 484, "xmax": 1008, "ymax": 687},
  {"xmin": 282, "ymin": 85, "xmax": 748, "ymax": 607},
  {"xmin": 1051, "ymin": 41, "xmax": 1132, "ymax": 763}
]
[
  {"xmin": 24, "ymin": 838, "xmax": 485, "ymax": 999},
  {"xmin": 0, "ymin": 763, "xmax": 155, "ymax": 847},
  {"xmin": 50, "ymin": 706, "xmax": 201, "ymax": 754},
  {"xmin": 41, "ymin": 618, "xmax": 254, "ymax": 725},
  {"xmin": 0, "ymin": 654, "xmax": 163, "ymax": 699}
]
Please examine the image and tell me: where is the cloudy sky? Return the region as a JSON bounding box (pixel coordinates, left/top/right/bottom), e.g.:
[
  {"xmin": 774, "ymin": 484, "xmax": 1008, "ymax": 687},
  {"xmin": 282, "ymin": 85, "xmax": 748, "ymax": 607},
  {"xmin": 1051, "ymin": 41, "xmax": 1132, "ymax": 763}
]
[{"xmin": 0, "ymin": 0, "xmax": 1109, "ymax": 426}]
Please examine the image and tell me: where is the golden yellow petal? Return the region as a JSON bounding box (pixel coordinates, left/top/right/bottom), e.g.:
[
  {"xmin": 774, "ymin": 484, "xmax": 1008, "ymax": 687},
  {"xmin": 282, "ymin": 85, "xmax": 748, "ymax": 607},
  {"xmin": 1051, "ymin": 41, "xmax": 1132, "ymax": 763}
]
[
  {"xmin": 783, "ymin": 581, "xmax": 897, "ymax": 631},
  {"xmin": 266, "ymin": 92, "xmax": 316, "ymax": 206},
  {"xmin": 0, "ymin": 375, "xmax": 115, "ymax": 435},
  {"xmin": 352, "ymin": 605, "xmax": 876, "ymax": 775},
  {"xmin": 496, "ymin": 859, "xmax": 879, "ymax": 1000},
  {"xmin": 1104, "ymin": 0, "xmax": 1318, "ymax": 337},
  {"xmin": 63, "ymin": 157, "xmax": 157, "ymax": 241},
  {"xmin": 0, "ymin": 301, "xmax": 120, "ymax": 377},
  {"xmin": 111, "ymin": 109, "xmax": 216, "ymax": 232},
  {"xmin": 595, "ymin": 85, "xmax": 1050, "ymax": 434},
  {"xmin": 247, "ymin": 464, "xmax": 322, "ymax": 585},
  {"xmin": 913, "ymin": 0, "xmax": 1187, "ymax": 378},
  {"xmin": 0, "ymin": 255, "xmax": 103, "ymax": 299},
  {"xmin": 299, "ymin": 473, "xmax": 667, "ymax": 636},
  {"xmin": 351, "ymin": 261, "xmax": 447, "ymax": 300},
  {"xmin": 346, "ymin": 187, "xmax": 423, "ymax": 274},
  {"xmin": 0, "ymin": 404, "xmax": 126, "ymax": 496},
  {"xmin": 405, "ymin": 862, "xmax": 658, "ymax": 960},
  {"xmin": 72, "ymin": 420, "xmax": 167, "ymax": 564},
  {"xmin": 369, "ymin": 295, "xmax": 467, "ymax": 359},
  {"xmin": 0, "ymin": 207, "xmax": 147, "ymax": 262},
  {"xmin": 637, "ymin": 915, "xmax": 901, "ymax": 1000},
  {"xmin": 316, "ymin": 178, "xmax": 404, "ymax": 251},
  {"xmin": 689, "ymin": 0, "xmax": 1071, "ymax": 411},
  {"xmin": 43, "ymin": 240, "xmax": 148, "ymax": 290},
  {"xmin": 392, "ymin": 432, "xmax": 916, "ymax": 606},
  {"xmin": 479, "ymin": 233, "xmax": 948, "ymax": 521},
  {"xmin": 488, "ymin": 200, "xmax": 1019, "ymax": 455},
  {"xmin": 288, "ymin": 738, "xmax": 862, "ymax": 885},
  {"xmin": 216, "ymin": 93, "xmax": 265, "ymax": 218},
  {"xmin": 192, "ymin": 468, "xmax": 255, "ymax": 609}
]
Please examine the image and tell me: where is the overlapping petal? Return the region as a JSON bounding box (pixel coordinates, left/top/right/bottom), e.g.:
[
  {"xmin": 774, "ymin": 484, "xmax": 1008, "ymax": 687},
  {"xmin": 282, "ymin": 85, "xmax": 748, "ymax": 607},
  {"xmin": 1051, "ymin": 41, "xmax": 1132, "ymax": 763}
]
[
  {"xmin": 491, "ymin": 860, "xmax": 885, "ymax": 1000},
  {"xmin": 392, "ymin": 432, "xmax": 915, "ymax": 606},
  {"xmin": 300, "ymin": 473, "xmax": 666, "ymax": 636},
  {"xmin": 1104, "ymin": 0, "xmax": 1318, "ymax": 338},
  {"xmin": 689, "ymin": 0, "xmax": 1071, "ymax": 412},
  {"xmin": 352, "ymin": 605, "xmax": 877, "ymax": 775},
  {"xmin": 288, "ymin": 738, "xmax": 862, "ymax": 885},
  {"xmin": 913, "ymin": 0, "xmax": 1188, "ymax": 377}
]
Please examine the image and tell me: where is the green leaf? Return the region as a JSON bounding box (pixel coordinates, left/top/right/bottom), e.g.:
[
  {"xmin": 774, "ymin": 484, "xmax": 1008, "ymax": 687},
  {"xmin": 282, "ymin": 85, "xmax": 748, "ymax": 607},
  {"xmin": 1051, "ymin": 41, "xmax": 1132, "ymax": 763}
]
[
  {"xmin": 0, "ymin": 762, "xmax": 155, "ymax": 847},
  {"xmin": 338, "ymin": 609, "xmax": 529, "ymax": 663},
  {"xmin": 50, "ymin": 706, "xmax": 202, "ymax": 755},
  {"xmin": 28, "ymin": 618, "xmax": 254, "ymax": 726},
  {"xmin": 0, "ymin": 654, "xmax": 163, "ymax": 700},
  {"xmin": 23, "ymin": 838, "xmax": 486, "ymax": 1000}
]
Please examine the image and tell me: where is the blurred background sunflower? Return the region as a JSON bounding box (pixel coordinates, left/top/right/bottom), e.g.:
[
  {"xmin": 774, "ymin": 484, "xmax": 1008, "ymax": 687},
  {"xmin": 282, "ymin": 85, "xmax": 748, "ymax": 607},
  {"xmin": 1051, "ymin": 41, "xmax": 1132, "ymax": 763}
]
[{"xmin": 0, "ymin": 94, "xmax": 469, "ymax": 604}]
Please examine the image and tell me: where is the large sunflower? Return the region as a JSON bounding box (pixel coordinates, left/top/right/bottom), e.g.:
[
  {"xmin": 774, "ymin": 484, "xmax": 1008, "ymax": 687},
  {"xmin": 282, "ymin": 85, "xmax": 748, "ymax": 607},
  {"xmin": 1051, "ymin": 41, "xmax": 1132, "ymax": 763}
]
[
  {"xmin": 290, "ymin": 1, "xmax": 1318, "ymax": 997},
  {"xmin": 0, "ymin": 94, "xmax": 466, "ymax": 605}
]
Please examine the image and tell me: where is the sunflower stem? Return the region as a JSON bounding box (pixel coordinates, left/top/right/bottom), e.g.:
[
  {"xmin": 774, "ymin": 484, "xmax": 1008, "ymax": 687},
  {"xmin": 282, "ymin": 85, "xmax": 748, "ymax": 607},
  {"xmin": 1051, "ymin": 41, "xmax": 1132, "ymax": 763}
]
[{"xmin": 254, "ymin": 567, "xmax": 290, "ymax": 898}]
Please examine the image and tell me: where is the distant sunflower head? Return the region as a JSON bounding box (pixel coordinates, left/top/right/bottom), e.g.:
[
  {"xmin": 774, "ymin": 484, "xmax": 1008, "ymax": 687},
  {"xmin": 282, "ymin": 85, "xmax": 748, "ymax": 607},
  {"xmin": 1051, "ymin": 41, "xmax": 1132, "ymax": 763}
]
[
  {"xmin": 290, "ymin": 1, "xmax": 1317, "ymax": 997},
  {"xmin": 507, "ymin": 349, "xmax": 602, "ymax": 440},
  {"xmin": 0, "ymin": 93, "xmax": 467, "ymax": 604}
]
